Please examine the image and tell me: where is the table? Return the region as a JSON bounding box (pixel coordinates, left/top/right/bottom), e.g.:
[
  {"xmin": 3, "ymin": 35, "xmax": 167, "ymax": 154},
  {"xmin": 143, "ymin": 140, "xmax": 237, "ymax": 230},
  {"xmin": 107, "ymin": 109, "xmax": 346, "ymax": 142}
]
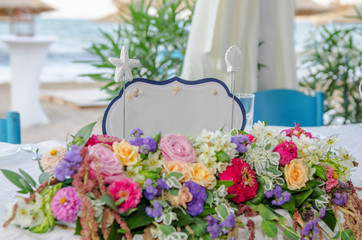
[
  {"xmin": 0, "ymin": 125, "xmax": 361, "ymax": 239},
  {"xmin": 1, "ymin": 35, "xmax": 56, "ymax": 128}
]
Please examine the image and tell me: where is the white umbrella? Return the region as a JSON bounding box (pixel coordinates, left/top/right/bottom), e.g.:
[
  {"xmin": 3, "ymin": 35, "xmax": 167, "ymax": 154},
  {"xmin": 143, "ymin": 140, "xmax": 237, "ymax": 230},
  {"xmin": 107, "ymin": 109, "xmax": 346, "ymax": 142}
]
[
  {"xmin": 0, "ymin": 0, "xmax": 54, "ymax": 35},
  {"xmin": 181, "ymin": 0, "xmax": 297, "ymax": 93}
]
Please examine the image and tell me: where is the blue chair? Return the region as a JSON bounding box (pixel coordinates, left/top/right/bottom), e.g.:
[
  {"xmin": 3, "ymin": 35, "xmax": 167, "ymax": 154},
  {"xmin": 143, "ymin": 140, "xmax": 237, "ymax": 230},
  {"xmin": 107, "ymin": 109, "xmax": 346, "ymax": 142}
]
[
  {"xmin": 253, "ymin": 89, "xmax": 324, "ymax": 127},
  {"xmin": 0, "ymin": 111, "xmax": 21, "ymax": 144}
]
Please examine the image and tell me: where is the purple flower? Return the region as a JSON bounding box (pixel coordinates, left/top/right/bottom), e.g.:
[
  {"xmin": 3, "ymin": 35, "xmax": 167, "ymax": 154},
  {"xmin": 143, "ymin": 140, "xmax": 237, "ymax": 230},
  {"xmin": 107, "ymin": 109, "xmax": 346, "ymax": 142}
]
[
  {"xmin": 145, "ymin": 178, "xmax": 153, "ymax": 185},
  {"xmin": 219, "ymin": 212, "xmax": 235, "ymax": 234},
  {"xmin": 266, "ymin": 186, "xmax": 291, "ymax": 206},
  {"xmin": 231, "ymin": 135, "xmax": 249, "ymax": 153},
  {"xmin": 130, "ymin": 128, "xmax": 144, "ymax": 138},
  {"xmin": 156, "ymin": 178, "xmax": 169, "ymax": 195},
  {"xmin": 129, "ymin": 137, "xmax": 157, "ymax": 154},
  {"xmin": 54, "ymin": 146, "xmax": 82, "ymax": 181},
  {"xmin": 333, "ymin": 192, "xmax": 347, "ymax": 206},
  {"xmin": 145, "ymin": 201, "xmax": 162, "ymax": 218},
  {"xmin": 206, "ymin": 215, "xmax": 220, "ymax": 239},
  {"xmin": 184, "ymin": 181, "xmax": 207, "ymax": 216},
  {"xmin": 301, "ymin": 208, "xmax": 326, "ymax": 239},
  {"xmin": 144, "ymin": 185, "xmax": 158, "ymax": 200}
]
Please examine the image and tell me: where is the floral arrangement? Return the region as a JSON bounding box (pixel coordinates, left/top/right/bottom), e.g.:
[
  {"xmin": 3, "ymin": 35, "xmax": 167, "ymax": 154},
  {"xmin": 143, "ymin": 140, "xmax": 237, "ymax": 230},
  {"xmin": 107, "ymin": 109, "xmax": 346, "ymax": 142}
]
[{"xmin": 1, "ymin": 122, "xmax": 361, "ymax": 240}]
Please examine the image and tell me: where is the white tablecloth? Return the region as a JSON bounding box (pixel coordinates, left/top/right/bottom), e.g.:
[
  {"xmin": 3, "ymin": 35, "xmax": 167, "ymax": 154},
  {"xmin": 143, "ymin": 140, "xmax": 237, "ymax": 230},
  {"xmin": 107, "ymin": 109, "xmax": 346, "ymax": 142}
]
[{"xmin": 0, "ymin": 125, "xmax": 361, "ymax": 240}]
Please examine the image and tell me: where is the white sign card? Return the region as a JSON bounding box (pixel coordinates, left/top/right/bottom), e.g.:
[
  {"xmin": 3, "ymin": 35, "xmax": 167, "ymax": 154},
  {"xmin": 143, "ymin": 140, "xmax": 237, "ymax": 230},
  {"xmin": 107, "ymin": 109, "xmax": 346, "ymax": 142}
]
[{"xmin": 102, "ymin": 77, "xmax": 246, "ymax": 139}]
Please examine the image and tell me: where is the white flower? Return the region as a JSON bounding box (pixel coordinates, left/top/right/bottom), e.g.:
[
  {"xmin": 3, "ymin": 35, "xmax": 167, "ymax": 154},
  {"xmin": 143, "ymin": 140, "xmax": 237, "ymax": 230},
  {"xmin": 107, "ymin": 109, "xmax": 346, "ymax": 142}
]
[
  {"xmin": 193, "ymin": 129, "xmax": 236, "ymax": 174},
  {"xmin": 323, "ymin": 135, "xmax": 340, "ymax": 148},
  {"xmin": 13, "ymin": 199, "xmax": 33, "ymax": 228},
  {"xmin": 126, "ymin": 166, "xmax": 145, "ymax": 186},
  {"xmin": 143, "ymin": 150, "xmax": 164, "ymax": 169}
]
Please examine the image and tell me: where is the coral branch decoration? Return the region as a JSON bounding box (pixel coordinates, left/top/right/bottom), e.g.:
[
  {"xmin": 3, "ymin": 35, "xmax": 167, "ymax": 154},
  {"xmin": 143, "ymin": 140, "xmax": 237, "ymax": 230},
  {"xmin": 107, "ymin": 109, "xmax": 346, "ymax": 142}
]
[{"xmin": 1, "ymin": 122, "xmax": 361, "ymax": 240}]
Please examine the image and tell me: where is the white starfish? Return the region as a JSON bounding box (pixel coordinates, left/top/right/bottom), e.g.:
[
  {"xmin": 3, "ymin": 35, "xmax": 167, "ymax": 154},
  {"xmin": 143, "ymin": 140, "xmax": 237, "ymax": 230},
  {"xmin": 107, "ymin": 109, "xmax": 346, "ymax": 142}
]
[{"xmin": 109, "ymin": 46, "xmax": 140, "ymax": 82}]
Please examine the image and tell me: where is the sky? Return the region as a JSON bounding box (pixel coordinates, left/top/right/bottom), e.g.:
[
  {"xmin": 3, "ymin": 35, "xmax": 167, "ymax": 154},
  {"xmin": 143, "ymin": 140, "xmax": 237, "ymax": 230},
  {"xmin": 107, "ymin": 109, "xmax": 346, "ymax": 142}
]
[{"xmin": 40, "ymin": 0, "xmax": 362, "ymax": 19}]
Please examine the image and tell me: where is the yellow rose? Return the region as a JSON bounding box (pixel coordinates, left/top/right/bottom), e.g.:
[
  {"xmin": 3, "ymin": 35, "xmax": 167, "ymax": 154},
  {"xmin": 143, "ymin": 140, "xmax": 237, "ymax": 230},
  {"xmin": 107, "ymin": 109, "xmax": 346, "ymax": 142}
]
[
  {"xmin": 113, "ymin": 140, "xmax": 139, "ymax": 166},
  {"xmin": 284, "ymin": 159, "xmax": 309, "ymax": 190},
  {"xmin": 163, "ymin": 161, "xmax": 191, "ymax": 182},
  {"xmin": 190, "ymin": 162, "xmax": 216, "ymax": 189}
]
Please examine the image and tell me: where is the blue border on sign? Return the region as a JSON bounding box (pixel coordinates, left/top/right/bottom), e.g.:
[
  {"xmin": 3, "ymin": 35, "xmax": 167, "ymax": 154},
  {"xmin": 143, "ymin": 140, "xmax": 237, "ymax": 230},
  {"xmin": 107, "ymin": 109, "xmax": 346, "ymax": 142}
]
[{"xmin": 102, "ymin": 77, "xmax": 247, "ymax": 135}]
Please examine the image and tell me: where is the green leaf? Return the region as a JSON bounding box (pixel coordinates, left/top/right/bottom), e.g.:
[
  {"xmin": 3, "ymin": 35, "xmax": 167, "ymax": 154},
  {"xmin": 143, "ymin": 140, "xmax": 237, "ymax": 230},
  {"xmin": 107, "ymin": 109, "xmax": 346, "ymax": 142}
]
[
  {"xmin": 283, "ymin": 226, "xmax": 300, "ymax": 240},
  {"xmin": 205, "ymin": 191, "xmax": 213, "ymax": 205},
  {"xmin": 225, "ymin": 194, "xmax": 237, "ymax": 199},
  {"xmin": 322, "ymin": 210, "xmax": 337, "ymax": 232},
  {"xmin": 173, "ymin": 209, "xmax": 194, "ymax": 226},
  {"xmin": 265, "ymin": 143, "xmax": 272, "ymax": 151},
  {"xmin": 341, "ymin": 229, "xmax": 354, "ymax": 240},
  {"xmin": 38, "ymin": 172, "xmax": 51, "ymax": 184},
  {"xmin": 293, "ymin": 188, "xmax": 313, "ymax": 207},
  {"xmin": 215, "ymin": 180, "xmax": 234, "ymax": 188},
  {"xmin": 215, "ymin": 151, "xmax": 230, "ymax": 162},
  {"xmin": 261, "ymin": 219, "xmax": 278, "ymax": 238},
  {"xmin": 153, "ymin": 133, "xmax": 161, "ymax": 144},
  {"xmin": 74, "ymin": 217, "xmax": 81, "ymax": 235},
  {"xmin": 115, "ymin": 198, "xmax": 125, "ymax": 206},
  {"xmin": 164, "ymin": 212, "xmax": 172, "ymax": 225},
  {"xmin": 1, "ymin": 169, "xmax": 28, "ymax": 191},
  {"xmin": 101, "ymin": 194, "xmax": 118, "ymax": 212},
  {"xmin": 281, "ymin": 195, "xmax": 296, "ymax": 213},
  {"xmin": 166, "ymin": 171, "xmax": 184, "ymax": 180},
  {"xmin": 124, "ymin": 203, "xmax": 153, "ymax": 230},
  {"xmin": 189, "ymin": 218, "xmax": 207, "ymax": 237},
  {"xmin": 19, "ymin": 178, "xmax": 33, "ymax": 193},
  {"xmin": 169, "ymin": 188, "xmax": 179, "ymax": 196},
  {"xmin": 71, "ymin": 121, "xmax": 97, "ymax": 147},
  {"xmin": 159, "ymin": 224, "xmax": 175, "ymax": 235},
  {"xmin": 313, "ymin": 165, "xmax": 327, "ymax": 181},
  {"xmin": 216, "ymin": 204, "xmax": 229, "ymax": 220},
  {"xmin": 250, "ymin": 178, "xmax": 266, "ymax": 205},
  {"xmin": 19, "ymin": 169, "xmax": 37, "ymax": 188},
  {"xmin": 258, "ymin": 204, "xmax": 279, "ymax": 221},
  {"xmin": 107, "ymin": 221, "xmax": 123, "ymax": 240}
]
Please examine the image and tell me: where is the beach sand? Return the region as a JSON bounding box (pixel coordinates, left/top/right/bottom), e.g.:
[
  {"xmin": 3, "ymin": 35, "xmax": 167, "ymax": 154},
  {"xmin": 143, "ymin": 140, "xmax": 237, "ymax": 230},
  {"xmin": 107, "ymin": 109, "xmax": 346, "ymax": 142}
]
[{"xmin": 0, "ymin": 82, "xmax": 105, "ymax": 144}]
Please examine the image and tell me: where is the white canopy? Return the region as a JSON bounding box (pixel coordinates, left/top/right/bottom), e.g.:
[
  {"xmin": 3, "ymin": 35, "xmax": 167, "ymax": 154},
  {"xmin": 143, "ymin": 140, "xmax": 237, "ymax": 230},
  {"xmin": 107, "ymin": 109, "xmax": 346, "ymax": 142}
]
[{"xmin": 181, "ymin": 0, "xmax": 297, "ymax": 93}]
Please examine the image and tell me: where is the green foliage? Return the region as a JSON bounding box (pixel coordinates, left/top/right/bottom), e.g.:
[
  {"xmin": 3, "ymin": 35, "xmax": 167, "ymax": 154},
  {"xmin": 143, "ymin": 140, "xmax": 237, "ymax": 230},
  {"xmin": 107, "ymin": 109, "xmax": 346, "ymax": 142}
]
[
  {"xmin": 1, "ymin": 169, "xmax": 36, "ymax": 194},
  {"xmin": 67, "ymin": 121, "xmax": 97, "ymax": 148},
  {"xmin": 299, "ymin": 24, "xmax": 362, "ymax": 124},
  {"xmin": 80, "ymin": 0, "xmax": 195, "ymax": 99}
]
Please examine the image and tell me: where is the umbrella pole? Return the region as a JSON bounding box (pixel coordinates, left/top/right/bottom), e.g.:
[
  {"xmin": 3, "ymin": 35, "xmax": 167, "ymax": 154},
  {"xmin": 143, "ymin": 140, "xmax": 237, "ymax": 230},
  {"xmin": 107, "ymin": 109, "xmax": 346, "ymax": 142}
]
[{"xmin": 9, "ymin": 9, "xmax": 14, "ymax": 35}]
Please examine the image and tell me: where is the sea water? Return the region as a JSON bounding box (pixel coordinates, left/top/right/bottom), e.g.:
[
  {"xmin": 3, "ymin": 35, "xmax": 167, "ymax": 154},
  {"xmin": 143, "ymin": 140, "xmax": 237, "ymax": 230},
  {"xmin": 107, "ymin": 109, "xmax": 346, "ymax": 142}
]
[{"xmin": 0, "ymin": 18, "xmax": 359, "ymax": 83}]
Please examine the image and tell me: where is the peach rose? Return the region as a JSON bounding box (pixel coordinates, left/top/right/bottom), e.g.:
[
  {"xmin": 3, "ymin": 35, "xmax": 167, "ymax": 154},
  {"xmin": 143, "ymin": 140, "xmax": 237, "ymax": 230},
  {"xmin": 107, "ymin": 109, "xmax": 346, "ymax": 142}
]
[
  {"xmin": 190, "ymin": 162, "xmax": 216, "ymax": 189},
  {"xmin": 163, "ymin": 161, "xmax": 191, "ymax": 182},
  {"xmin": 167, "ymin": 184, "xmax": 193, "ymax": 208},
  {"xmin": 284, "ymin": 159, "xmax": 309, "ymax": 190},
  {"xmin": 113, "ymin": 140, "xmax": 139, "ymax": 166}
]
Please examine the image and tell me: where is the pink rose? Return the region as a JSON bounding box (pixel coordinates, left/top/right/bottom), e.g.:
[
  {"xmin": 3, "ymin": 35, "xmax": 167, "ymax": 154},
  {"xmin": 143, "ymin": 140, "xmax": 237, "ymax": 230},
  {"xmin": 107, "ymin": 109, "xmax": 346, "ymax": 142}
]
[
  {"xmin": 159, "ymin": 134, "xmax": 197, "ymax": 163},
  {"xmin": 88, "ymin": 144, "xmax": 125, "ymax": 184}
]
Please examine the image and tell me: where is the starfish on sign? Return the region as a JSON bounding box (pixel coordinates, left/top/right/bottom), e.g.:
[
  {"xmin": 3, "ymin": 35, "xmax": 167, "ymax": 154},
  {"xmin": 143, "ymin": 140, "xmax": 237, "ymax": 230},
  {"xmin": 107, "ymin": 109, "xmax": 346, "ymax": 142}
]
[
  {"xmin": 109, "ymin": 46, "xmax": 140, "ymax": 82},
  {"xmin": 173, "ymin": 85, "xmax": 181, "ymax": 95}
]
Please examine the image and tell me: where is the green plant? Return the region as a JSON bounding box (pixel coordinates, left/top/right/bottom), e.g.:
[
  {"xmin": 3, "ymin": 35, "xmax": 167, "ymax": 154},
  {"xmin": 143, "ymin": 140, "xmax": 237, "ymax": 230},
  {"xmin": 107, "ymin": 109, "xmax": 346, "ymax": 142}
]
[
  {"xmin": 79, "ymin": 0, "xmax": 194, "ymax": 100},
  {"xmin": 299, "ymin": 24, "xmax": 362, "ymax": 125}
]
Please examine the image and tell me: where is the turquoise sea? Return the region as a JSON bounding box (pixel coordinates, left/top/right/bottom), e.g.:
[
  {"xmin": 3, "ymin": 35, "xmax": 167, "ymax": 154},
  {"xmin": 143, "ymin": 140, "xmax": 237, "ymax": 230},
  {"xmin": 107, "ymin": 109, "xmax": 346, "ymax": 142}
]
[{"xmin": 0, "ymin": 18, "xmax": 359, "ymax": 83}]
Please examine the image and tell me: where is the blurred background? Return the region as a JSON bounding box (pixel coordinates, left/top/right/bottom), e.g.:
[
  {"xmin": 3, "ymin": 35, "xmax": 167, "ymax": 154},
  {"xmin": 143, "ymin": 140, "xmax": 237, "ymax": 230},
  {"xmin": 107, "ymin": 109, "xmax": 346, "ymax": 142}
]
[{"xmin": 0, "ymin": 0, "xmax": 361, "ymax": 143}]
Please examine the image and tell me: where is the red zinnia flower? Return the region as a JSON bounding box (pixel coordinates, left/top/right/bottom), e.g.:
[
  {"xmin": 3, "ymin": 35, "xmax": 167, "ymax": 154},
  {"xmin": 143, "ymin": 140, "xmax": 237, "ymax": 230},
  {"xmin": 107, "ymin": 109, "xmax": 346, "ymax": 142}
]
[
  {"xmin": 219, "ymin": 158, "xmax": 258, "ymax": 204},
  {"xmin": 274, "ymin": 141, "xmax": 298, "ymax": 166}
]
